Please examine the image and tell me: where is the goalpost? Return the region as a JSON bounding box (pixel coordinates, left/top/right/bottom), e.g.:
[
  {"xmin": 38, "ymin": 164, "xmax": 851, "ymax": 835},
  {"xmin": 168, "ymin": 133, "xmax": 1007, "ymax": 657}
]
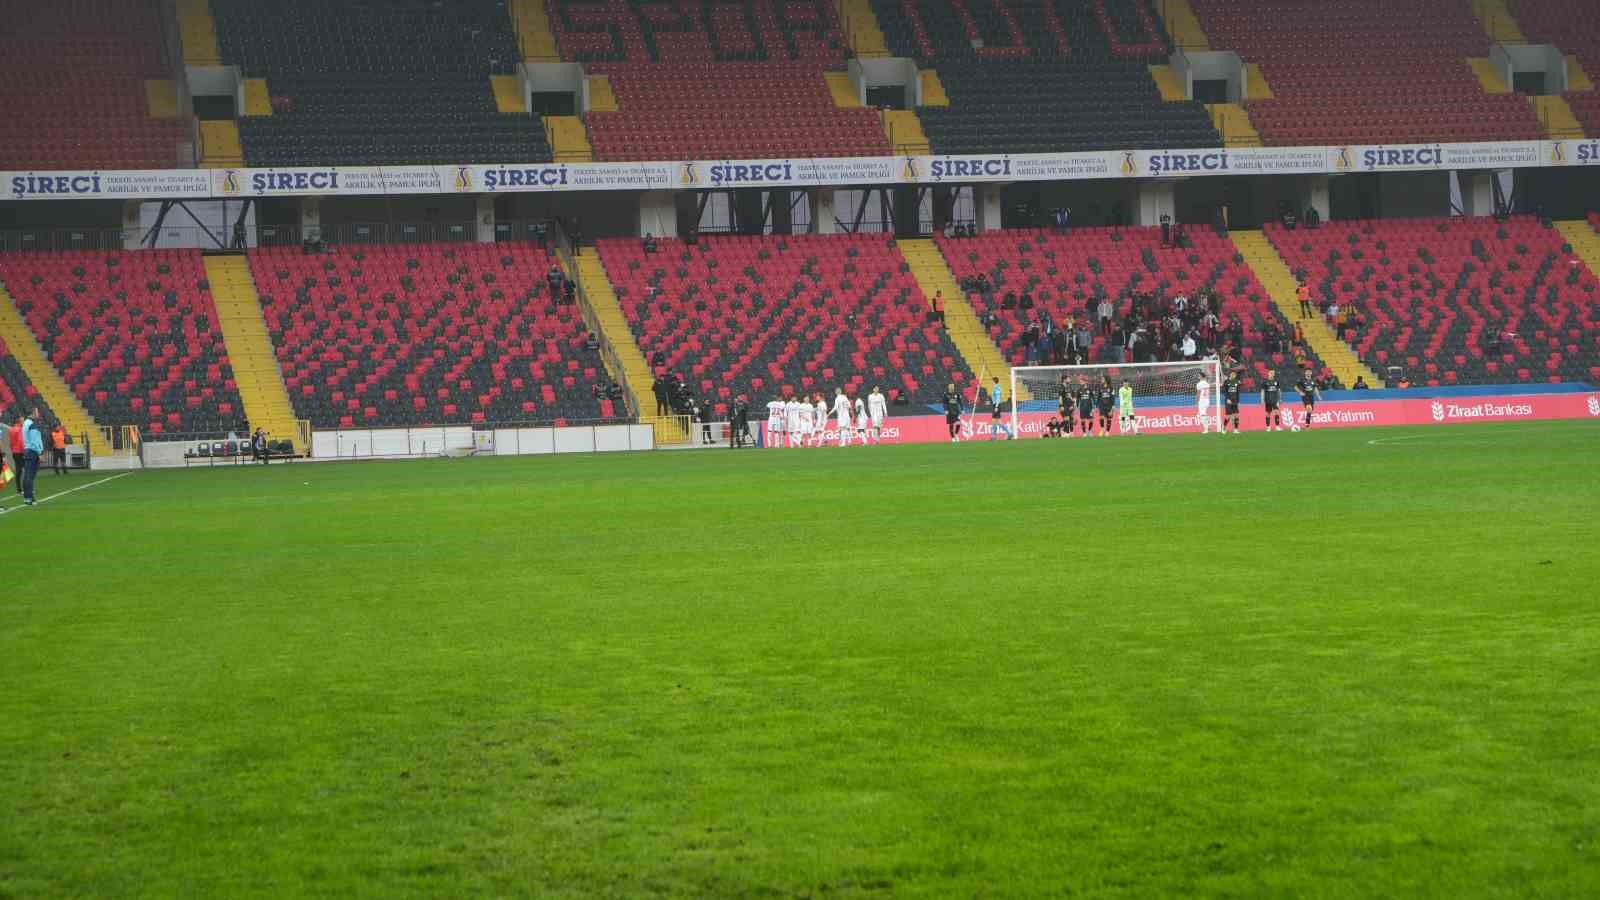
[{"xmin": 1010, "ymin": 359, "xmax": 1222, "ymax": 438}]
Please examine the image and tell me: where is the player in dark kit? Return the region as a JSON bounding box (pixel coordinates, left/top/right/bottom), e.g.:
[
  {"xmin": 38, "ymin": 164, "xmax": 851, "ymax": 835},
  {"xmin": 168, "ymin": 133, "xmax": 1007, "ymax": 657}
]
[
  {"xmin": 943, "ymin": 382, "xmax": 963, "ymax": 442},
  {"xmin": 1075, "ymin": 377, "xmax": 1096, "ymax": 436},
  {"xmin": 1057, "ymin": 376, "xmax": 1074, "ymax": 437},
  {"xmin": 1261, "ymin": 368, "xmax": 1284, "ymax": 432},
  {"xmin": 1222, "ymin": 372, "xmax": 1243, "ymax": 434},
  {"xmin": 1095, "ymin": 375, "xmax": 1115, "ymax": 436},
  {"xmin": 1295, "ymin": 369, "xmax": 1321, "ymax": 429}
]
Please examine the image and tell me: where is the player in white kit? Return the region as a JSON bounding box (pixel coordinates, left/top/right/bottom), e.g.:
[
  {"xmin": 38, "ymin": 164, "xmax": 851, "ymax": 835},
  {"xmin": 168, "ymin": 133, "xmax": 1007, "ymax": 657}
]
[
  {"xmin": 766, "ymin": 397, "xmax": 785, "ymax": 447},
  {"xmin": 853, "ymin": 396, "xmax": 870, "ymax": 444},
  {"xmin": 785, "ymin": 397, "xmax": 804, "ymax": 447},
  {"xmin": 812, "ymin": 393, "xmax": 829, "ymax": 447},
  {"xmin": 867, "ymin": 385, "xmax": 887, "ymax": 443},
  {"xmin": 1194, "ymin": 376, "xmax": 1212, "ymax": 434},
  {"xmin": 795, "ymin": 397, "xmax": 812, "ymax": 446},
  {"xmin": 832, "ymin": 388, "xmax": 854, "ymax": 447}
]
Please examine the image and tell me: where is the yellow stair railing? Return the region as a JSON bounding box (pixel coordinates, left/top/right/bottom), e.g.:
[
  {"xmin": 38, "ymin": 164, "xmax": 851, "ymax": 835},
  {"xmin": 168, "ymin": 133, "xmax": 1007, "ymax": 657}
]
[
  {"xmin": 881, "ymin": 109, "xmax": 930, "ymax": 155},
  {"xmin": 1232, "ymin": 231, "xmax": 1383, "ymax": 388},
  {"xmin": 545, "ymin": 115, "xmax": 594, "ymax": 161},
  {"xmin": 1207, "ymin": 102, "xmax": 1263, "ymax": 147}
]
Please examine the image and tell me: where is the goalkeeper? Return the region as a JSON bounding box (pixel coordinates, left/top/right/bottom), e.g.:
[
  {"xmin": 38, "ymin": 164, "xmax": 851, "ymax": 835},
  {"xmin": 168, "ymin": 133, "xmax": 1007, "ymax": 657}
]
[{"xmin": 1118, "ymin": 380, "xmax": 1139, "ymax": 434}]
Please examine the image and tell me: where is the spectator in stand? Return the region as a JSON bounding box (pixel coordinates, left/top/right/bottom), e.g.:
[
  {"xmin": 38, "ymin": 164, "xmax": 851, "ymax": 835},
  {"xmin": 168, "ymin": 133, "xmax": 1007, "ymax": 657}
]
[
  {"xmin": 1097, "ymin": 297, "xmax": 1113, "ymax": 336},
  {"xmin": 1352, "ymin": 376, "xmax": 1369, "ymax": 390},
  {"xmin": 642, "ymin": 233, "xmax": 658, "ymax": 254},
  {"xmin": 1297, "ymin": 278, "xmax": 1313, "ymax": 319},
  {"xmin": 1182, "ymin": 332, "xmax": 1197, "ymax": 360},
  {"xmin": 563, "ymin": 279, "xmax": 576, "ymax": 306},
  {"xmin": 547, "ymin": 265, "xmax": 563, "ymax": 301},
  {"xmin": 1397, "ymin": 375, "xmax": 1411, "ymax": 389},
  {"xmin": 1304, "ymin": 206, "xmax": 1321, "ymax": 229},
  {"xmin": 1160, "ymin": 213, "xmax": 1172, "ymax": 247},
  {"xmin": 1280, "ymin": 205, "xmax": 1298, "ymax": 231},
  {"xmin": 930, "ymin": 290, "xmax": 945, "ymax": 325}
]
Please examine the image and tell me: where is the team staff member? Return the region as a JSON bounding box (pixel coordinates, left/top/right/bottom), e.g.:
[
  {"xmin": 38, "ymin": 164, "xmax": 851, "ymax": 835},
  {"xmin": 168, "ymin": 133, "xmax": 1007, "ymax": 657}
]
[
  {"xmin": 6, "ymin": 417, "xmax": 23, "ymax": 496},
  {"xmin": 20, "ymin": 407, "xmax": 43, "ymax": 506},
  {"xmin": 50, "ymin": 422, "xmax": 67, "ymax": 475}
]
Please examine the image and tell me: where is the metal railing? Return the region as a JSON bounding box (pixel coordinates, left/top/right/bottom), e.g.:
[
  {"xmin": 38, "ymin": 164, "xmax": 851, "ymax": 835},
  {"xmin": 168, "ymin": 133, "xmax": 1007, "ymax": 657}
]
[
  {"xmin": 257, "ymin": 221, "xmax": 478, "ymax": 247},
  {"xmin": 879, "ymin": 108, "xmax": 931, "ymax": 156},
  {"xmin": 0, "ymin": 228, "xmax": 133, "ymax": 253}
]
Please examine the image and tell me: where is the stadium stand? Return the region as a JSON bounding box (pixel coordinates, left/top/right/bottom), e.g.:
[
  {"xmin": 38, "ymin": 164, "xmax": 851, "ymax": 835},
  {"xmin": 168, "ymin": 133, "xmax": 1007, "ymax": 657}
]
[
  {"xmin": 936, "ymin": 226, "xmax": 1336, "ymax": 389},
  {"xmin": 1264, "ymin": 216, "xmax": 1600, "ymax": 385},
  {"xmin": 0, "ymin": 250, "xmax": 246, "ymax": 437},
  {"xmin": 548, "ymin": 0, "xmax": 891, "ymax": 160},
  {"xmin": 0, "ymin": 0, "xmax": 188, "ymax": 170},
  {"xmin": 867, "ymin": 0, "xmax": 1221, "ymax": 154},
  {"xmin": 1185, "ymin": 0, "xmax": 1545, "ymax": 146},
  {"xmin": 0, "ymin": 337, "xmax": 49, "ymax": 424},
  {"xmin": 598, "ymin": 234, "xmax": 966, "ymax": 410},
  {"xmin": 1505, "ymin": 0, "xmax": 1600, "ymax": 135},
  {"xmin": 213, "ymin": 0, "xmax": 551, "ymax": 166},
  {"xmin": 248, "ymin": 243, "xmax": 614, "ymax": 428}
]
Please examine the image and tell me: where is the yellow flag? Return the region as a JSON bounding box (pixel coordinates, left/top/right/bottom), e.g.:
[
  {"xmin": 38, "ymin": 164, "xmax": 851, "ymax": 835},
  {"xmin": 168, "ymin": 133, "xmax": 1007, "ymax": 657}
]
[{"xmin": 0, "ymin": 463, "xmax": 11, "ymax": 485}]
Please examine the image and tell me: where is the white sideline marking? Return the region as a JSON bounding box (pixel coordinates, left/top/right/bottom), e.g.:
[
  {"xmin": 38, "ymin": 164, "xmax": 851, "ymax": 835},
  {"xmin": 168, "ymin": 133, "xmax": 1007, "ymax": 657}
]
[{"xmin": 0, "ymin": 471, "xmax": 132, "ymax": 514}]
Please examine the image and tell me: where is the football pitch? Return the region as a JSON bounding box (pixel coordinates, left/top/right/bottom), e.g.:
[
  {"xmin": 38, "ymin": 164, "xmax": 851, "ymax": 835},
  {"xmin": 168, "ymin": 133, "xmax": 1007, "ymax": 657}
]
[{"xmin": 3, "ymin": 421, "xmax": 1598, "ymax": 897}]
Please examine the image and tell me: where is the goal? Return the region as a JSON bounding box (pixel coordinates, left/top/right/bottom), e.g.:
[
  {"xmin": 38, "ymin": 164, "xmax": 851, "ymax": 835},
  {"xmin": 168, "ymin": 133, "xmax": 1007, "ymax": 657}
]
[{"xmin": 1010, "ymin": 360, "xmax": 1222, "ymax": 437}]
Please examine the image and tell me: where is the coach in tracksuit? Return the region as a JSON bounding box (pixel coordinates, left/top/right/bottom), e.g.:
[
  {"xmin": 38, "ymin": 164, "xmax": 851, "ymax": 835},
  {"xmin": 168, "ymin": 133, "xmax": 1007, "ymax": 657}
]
[{"xmin": 20, "ymin": 407, "xmax": 43, "ymax": 506}]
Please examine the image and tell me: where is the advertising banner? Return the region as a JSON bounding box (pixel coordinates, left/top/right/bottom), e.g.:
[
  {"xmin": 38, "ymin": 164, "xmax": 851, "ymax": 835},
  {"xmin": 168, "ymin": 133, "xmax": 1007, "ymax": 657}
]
[
  {"xmin": 772, "ymin": 391, "xmax": 1599, "ymax": 448},
  {"xmin": 0, "ymin": 141, "xmax": 1588, "ymax": 201}
]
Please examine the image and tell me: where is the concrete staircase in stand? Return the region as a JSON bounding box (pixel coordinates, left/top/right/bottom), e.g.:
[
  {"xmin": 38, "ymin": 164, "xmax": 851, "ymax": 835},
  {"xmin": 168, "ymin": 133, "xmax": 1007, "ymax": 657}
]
[
  {"xmin": 0, "ymin": 280, "xmax": 101, "ymax": 454},
  {"xmin": 573, "ymin": 248, "xmax": 689, "ymax": 443},
  {"xmin": 1232, "ymin": 231, "xmax": 1383, "ymax": 388},
  {"xmin": 204, "ymin": 257, "xmax": 304, "ymax": 453},
  {"xmin": 898, "ymin": 239, "xmax": 1028, "ymax": 400}
]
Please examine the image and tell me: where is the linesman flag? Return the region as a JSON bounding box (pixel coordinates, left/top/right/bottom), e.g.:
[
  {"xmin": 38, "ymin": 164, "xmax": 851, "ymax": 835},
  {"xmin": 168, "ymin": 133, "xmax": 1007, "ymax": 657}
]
[{"xmin": 0, "ymin": 462, "xmax": 11, "ymax": 486}]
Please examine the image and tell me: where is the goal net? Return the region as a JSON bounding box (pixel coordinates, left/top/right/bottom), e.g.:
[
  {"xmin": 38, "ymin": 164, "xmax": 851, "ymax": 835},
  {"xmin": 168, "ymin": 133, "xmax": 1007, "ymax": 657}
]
[{"xmin": 1010, "ymin": 360, "xmax": 1222, "ymax": 437}]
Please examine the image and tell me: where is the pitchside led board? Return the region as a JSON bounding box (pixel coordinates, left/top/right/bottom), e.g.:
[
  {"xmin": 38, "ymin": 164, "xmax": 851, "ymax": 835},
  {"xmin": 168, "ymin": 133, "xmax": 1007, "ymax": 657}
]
[
  {"xmin": 759, "ymin": 390, "xmax": 1600, "ymax": 447},
  {"xmin": 5, "ymin": 139, "xmax": 1598, "ymax": 201}
]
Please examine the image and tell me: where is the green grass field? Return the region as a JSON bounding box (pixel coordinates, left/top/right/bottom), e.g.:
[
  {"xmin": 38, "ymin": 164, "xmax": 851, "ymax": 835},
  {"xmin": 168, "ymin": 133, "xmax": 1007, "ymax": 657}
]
[{"xmin": 3, "ymin": 421, "xmax": 1599, "ymax": 897}]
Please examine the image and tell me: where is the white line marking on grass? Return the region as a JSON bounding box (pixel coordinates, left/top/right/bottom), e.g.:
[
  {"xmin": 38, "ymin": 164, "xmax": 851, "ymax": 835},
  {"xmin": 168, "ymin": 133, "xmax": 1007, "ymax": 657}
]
[
  {"xmin": 0, "ymin": 471, "xmax": 132, "ymax": 514},
  {"xmin": 1366, "ymin": 425, "xmax": 1581, "ymax": 447}
]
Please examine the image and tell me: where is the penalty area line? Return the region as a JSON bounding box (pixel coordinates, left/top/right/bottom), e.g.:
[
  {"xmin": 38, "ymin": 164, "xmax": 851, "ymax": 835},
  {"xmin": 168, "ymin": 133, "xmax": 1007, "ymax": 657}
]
[{"xmin": 0, "ymin": 471, "xmax": 133, "ymax": 514}]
